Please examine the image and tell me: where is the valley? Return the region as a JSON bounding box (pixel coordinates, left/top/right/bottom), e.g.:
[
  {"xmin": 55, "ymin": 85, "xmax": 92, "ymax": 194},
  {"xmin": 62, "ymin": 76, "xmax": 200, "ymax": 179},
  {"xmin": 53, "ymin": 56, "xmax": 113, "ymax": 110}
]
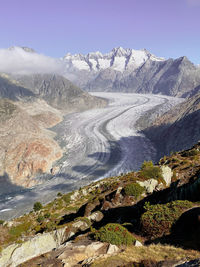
[{"xmin": 0, "ymin": 92, "xmax": 183, "ymax": 221}]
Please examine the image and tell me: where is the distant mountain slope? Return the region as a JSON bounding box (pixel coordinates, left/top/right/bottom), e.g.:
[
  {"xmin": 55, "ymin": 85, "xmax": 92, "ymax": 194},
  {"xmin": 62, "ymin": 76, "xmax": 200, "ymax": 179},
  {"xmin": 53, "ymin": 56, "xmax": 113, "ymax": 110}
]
[
  {"xmin": 63, "ymin": 47, "xmax": 200, "ymax": 97},
  {"xmin": 0, "ymin": 73, "xmax": 106, "ymax": 112},
  {"xmin": 0, "ymin": 98, "xmax": 63, "ymax": 189},
  {"xmin": 143, "ymin": 93, "xmax": 200, "ymax": 158},
  {"xmin": 0, "ymin": 74, "xmax": 35, "ymax": 100}
]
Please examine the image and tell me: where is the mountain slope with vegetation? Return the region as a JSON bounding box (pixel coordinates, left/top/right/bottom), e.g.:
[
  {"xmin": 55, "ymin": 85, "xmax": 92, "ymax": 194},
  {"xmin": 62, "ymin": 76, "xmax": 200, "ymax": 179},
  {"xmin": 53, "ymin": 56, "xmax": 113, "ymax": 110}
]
[{"xmin": 1, "ymin": 143, "xmax": 200, "ymax": 266}]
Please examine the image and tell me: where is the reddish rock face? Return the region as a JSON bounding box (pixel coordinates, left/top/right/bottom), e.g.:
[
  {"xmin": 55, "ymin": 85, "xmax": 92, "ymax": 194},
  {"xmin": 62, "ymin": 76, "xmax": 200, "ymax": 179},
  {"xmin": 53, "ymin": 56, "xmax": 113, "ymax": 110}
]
[
  {"xmin": 4, "ymin": 138, "xmax": 63, "ymax": 188},
  {"xmin": 0, "ymin": 99, "xmax": 63, "ymax": 188}
]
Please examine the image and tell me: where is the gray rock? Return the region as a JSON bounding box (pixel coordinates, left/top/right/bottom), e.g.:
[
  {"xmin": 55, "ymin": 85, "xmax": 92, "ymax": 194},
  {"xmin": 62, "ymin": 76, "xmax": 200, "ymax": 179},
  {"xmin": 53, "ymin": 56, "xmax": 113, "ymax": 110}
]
[
  {"xmin": 0, "ymin": 227, "xmax": 67, "ymax": 267},
  {"xmin": 135, "ymin": 240, "xmax": 143, "ymax": 247},
  {"xmin": 175, "ymin": 259, "xmax": 200, "ymax": 266},
  {"xmin": 137, "ymin": 179, "xmax": 158, "ymax": 194},
  {"xmin": 161, "ymin": 166, "xmax": 173, "ymax": 186},
  {"xmin": 87, "ymin": 211, "xmax": 104, "ymax": 222},
  {"xmin": 70, "ymin": 190, "xmax": 79, "ymax": 201},
  {"xmin": 106, "ymin": 244, "xmax": 119, "ymax": 255}
]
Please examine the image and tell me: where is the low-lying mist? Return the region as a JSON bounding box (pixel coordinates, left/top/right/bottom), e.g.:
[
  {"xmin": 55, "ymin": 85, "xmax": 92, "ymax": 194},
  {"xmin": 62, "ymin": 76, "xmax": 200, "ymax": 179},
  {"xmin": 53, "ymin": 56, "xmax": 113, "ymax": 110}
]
[{"xmin": 0, "ymin": 46, "xmax": 65, "ymax": 75}]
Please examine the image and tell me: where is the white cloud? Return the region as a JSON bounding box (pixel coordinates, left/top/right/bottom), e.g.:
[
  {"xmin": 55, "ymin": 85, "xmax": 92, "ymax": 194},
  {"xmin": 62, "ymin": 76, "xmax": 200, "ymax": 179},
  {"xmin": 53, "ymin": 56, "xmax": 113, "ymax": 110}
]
[
  {"xmin": 0, "ymin": 47, "xmax": 65, "ymax": 75},
  {"xmin": 186, "ymin": 0, "xmax": 200, "ymax": 6}
]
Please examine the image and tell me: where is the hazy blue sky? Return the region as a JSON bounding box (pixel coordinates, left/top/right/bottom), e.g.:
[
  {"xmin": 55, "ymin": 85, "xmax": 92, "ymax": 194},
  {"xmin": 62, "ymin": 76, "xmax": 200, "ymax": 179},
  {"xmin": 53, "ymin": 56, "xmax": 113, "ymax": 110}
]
[{"xmin": 0, "ymin": 0, "xmax": 200, "ymax": 63}]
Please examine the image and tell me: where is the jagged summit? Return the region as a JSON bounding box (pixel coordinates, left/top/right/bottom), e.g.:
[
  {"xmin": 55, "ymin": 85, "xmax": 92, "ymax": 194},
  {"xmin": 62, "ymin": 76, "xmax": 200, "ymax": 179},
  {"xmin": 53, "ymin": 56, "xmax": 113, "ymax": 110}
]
[{"xmin": 63, "ymin": 46, "xmax": 165, "ymax": 72}]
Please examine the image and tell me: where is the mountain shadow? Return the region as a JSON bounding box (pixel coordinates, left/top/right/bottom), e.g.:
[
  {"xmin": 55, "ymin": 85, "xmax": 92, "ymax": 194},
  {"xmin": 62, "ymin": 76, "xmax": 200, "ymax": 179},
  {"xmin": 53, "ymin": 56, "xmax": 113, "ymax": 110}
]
[
  {"xmin": 72, "ymin": 135, "xmax": 156, "ymax": 180},
  {"xmin": 0, "ymin": 172, "xmax": 27, "ymax": 196},
  {"xmin": 143, "ymin": 110, "xmax": 200, "ymax": 161}
]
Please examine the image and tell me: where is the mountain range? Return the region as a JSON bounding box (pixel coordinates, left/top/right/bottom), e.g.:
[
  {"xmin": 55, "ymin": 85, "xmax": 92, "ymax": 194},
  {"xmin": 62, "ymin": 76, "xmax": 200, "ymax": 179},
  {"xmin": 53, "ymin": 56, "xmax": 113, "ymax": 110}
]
[{"xmin": 63, "ymin": 47, "xmax": 200, "ymax": 97}]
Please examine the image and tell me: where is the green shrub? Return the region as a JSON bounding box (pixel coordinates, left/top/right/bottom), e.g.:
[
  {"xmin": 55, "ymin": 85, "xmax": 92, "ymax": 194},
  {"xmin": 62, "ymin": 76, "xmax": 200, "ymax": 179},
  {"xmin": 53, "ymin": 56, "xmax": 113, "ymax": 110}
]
[
  {"xmin": 141, "ymin": 161, "xmax": 154, "ymax": 169},
  {"xmin": 33, "ymin": 202, "xmax": 43, "ymax": 212},
  {"xmin": 0, "ymin": 220, "xmax": 4, "ymax": 225},
  {"xmin": 94, "ymin": 223, "xmax": 135, "ymax": 246},
  {"xmin": 57, "ymin": 192, "xmax": 62, "ymax": 197},
  {"xmin": 62, "ymin": 193, "xmax": 72, "ymax": 204},
  {"xmin": 140, "ymin": 161, "xmax": 162, "ymax": 180},
  {"xmin": 45, "ymin": 221, "xmax": 57, "ymax": 231},
  {"xmin": 182, "ymin": 149, "xmax": 200, "ymax": 157},
  {"xmin": 34, "ymin": 225, "xmax": 42, "ymax": 233},
  {"xmin": 141, "ymin": 200, "xmax": 194, "ymax": 238},
  {"xmin": 37, "ymin": 215, "xmax": 45, "ymax": 223},
  {"xmin": 9, "ymin": 221, "xmax": 31, "ymax": 238},
  {"xmin": 124, "ymin": 183, "xmax": 145, "ymax": 199},
  {"xmin": 44, "ymin": 213, "xmax": 51, "ymax": 218}
]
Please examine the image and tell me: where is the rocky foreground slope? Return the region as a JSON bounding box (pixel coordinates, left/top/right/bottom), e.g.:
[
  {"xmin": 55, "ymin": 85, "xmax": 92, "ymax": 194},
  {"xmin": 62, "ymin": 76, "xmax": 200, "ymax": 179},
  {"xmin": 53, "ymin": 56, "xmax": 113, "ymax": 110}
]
[
  {"xmin": 1, "ymin": 143, "xmax": 200, "ymax": 266},
  {"xmin": 0, "ymin": 73, "xmax": 106, "ymax": 189}
]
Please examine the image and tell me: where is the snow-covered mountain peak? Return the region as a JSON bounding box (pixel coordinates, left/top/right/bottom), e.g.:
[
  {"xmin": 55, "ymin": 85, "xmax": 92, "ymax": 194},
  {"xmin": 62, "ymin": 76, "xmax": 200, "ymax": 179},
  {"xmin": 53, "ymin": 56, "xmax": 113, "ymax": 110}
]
[
  {"xmin": 63, "ymin": 47, "xmax": 165, "ymax": 72},
  {"xmin": 88, "ymin": 51, "xmax": 103, "ymax": 58},
  {"xmin": 111, "ymin": 47, "xmax": 131, "ymax": 57}
]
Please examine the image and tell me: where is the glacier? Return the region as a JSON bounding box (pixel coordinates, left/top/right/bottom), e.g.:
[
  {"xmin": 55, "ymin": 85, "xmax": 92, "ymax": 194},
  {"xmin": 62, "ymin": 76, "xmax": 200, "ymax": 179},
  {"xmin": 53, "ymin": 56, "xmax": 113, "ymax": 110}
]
[{"xmin": 0, "ymin": 93, "xmax": 183, "ymax": 220}]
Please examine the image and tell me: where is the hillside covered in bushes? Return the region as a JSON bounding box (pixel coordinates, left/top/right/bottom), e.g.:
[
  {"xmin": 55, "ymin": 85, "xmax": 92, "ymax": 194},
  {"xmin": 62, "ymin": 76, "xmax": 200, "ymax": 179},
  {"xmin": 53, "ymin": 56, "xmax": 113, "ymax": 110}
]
[{"xmin": 1, "ymin": 143, "xmax": 200, "ymax": 266}]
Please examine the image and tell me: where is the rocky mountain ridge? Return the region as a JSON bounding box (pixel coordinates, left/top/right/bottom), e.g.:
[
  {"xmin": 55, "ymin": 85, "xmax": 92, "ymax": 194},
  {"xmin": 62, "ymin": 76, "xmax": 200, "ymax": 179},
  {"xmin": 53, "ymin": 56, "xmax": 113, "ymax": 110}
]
[
  {"xmin": 63, "ymin": 47, "xmax": 200, "ymax": 97},
  {"xmin": 63, "ymin": 47, "xmax": 164, "ymax": 72},
  {"xmin": 1, "ymin": 73, "xmax": 106, "ymax": 111}
]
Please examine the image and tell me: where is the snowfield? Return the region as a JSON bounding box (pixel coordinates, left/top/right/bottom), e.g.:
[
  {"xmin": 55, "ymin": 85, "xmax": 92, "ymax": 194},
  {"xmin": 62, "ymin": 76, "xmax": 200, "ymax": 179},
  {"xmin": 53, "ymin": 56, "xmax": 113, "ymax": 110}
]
[{"xmin": 0, "ymin": 93, "xmax": 183, "ymax": 220}]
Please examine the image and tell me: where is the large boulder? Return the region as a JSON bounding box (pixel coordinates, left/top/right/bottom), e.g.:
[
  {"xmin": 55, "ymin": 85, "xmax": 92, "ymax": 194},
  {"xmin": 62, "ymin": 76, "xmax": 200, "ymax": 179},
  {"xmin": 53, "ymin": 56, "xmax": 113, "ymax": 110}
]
[
  {"xmin": 161, "ymin": 165, "xmax": 173, "ymax": 186},
  {"xmin": 0, "ymin": 227, "xmax": 66, "ymax": 267},
  {"xmin": 137, "ymin": 179, "xmax": 158, "ymax": 193}
]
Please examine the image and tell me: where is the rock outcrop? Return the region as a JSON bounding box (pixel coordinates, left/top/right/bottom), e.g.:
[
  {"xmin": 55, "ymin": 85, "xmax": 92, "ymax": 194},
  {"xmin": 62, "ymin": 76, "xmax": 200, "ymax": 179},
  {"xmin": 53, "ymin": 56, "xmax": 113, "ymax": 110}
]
[
  {"xmin": 161, "ymin": 165, "xmax": 173, "ymax": 186},
  {"xmin": 0, "ymin": 227, "xmax": 66, "ymax": 267},
  {"xmin": 137, "ymin": 179, "xmax": 158, "ymax": 194},
  {"xmin": 0, "ymin": 212, "xmax": 104, "ymax": 267}
]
